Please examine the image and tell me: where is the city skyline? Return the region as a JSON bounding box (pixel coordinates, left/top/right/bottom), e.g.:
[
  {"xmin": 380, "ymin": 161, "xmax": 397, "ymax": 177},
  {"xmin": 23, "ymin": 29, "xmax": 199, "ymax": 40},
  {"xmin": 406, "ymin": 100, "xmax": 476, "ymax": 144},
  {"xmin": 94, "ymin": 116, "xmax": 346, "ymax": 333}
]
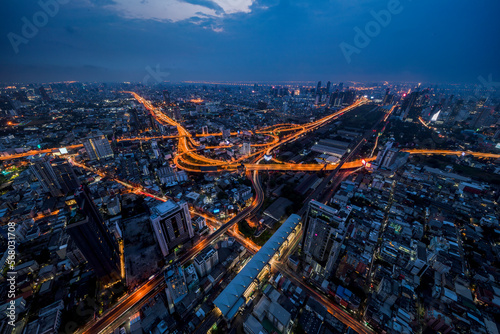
[
  {"xmin": 1, "ymin": 1, "xmax": 500, "ymax": 334},
  {"xmin": 2, "ymin": 0, "xmax": 500, "ymax": 84}
]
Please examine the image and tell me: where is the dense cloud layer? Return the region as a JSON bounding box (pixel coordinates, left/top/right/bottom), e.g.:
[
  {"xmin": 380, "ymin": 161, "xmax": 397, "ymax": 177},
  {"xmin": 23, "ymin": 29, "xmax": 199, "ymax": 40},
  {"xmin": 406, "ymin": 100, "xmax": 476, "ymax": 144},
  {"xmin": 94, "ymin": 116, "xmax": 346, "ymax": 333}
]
[{"xmin": 1, "ymin": 0, "xmax": 499, "ymax": 83}]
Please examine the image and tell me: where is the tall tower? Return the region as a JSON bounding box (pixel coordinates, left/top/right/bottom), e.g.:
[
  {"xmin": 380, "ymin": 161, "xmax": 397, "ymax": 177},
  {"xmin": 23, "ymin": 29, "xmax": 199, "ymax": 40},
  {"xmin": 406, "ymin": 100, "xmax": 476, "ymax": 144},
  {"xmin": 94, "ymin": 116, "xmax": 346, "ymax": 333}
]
[
  {"xmin": 163, "ymin": 90, "xmax": 171, "ymax": 105},
  {"xmin": 52, "ymin": 158, "xmax": 80, "ymax": 194},
  {"xmin": 83, "ymin": 131, "xmax": 114, "ymax": 160},
  {"xmin": 316, "ymin": 81, "xmax": 322, "ymax": 95},
  {"xmin": 150, "ymin": 200, "xmax": 194, "ymax": 257},
  {"xmin": 66, "ymin": 185, "xmax": 121, "ymax": 283},
  {"xmin": 38, "ymin": 86, "xmax": 51, "ymax": 101},
  {"xmin": 29, "ymin": 157, "xmax": 80, "ymax": 197}
]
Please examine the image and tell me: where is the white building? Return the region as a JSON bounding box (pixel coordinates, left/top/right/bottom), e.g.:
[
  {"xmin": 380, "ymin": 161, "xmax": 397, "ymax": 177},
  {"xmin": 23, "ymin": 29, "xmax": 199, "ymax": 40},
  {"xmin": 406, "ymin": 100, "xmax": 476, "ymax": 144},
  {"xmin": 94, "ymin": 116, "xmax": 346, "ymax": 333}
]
[
  {"xmin": 194, "ymin": 246, "xmax": 219, "ymax": 277},
  {"xmin": 150, "ymin": 200, "xmax": 194, "ymax": 257},
  {"xmin": 83, "ymin": 131, "xmax": 113, "ymax": 160}
]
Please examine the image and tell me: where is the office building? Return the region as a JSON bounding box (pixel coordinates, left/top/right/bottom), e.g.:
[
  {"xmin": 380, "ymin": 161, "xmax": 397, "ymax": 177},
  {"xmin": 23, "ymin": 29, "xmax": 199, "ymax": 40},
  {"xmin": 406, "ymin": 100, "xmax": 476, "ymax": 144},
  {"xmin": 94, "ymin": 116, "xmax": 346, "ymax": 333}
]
[
  {"xmin": 473, "ymin": 107, "xmax": 494, "ymax": 129},
  {"xmin": 315, "ymin": 81, "xmax": 321, "ymax": 95},
  {"xmin": 381, "ymin": 148, "xmax": 398, "ymax": 169},
  {"xmin": 83, "ymin": 131, "xmax": 114, "ymax": 160},
  {"xmin": 194, "ymin": 246, "xmax": 219, "ymax": 277},
  {"xmin": 165, "ymin": 265, "xmax": 188, "ymax": 314},
  {"xmin": 29, "ymin": 156, "xmax": 80, "ymax": 197},
  {"xmin": 163, "ymin": 90, "xmax": 171, "ymax": 104},
  {"xmin": 240, "ymin": 142, "xmax": 251, "ymax": 156},
  {"xmin": 66, "ymin": 185, "xmax": 121, "ymax": 283},
  {"xmin": 302, "ymin": 200, "xmax": 349, "ymax": 275},
  {"xmin": 150, "ymin": 200, "xmax": 194, "ymax": 257},
  {"xmin": 374, "ymin": 141, "xmax": 400, "ymax": 169}
]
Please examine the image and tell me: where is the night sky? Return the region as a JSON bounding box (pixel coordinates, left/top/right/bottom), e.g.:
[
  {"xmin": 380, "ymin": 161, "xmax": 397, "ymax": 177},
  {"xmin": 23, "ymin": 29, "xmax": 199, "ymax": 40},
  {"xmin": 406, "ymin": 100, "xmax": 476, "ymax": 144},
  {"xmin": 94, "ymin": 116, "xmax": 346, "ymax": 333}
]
[{"xmin": 1, "ymin": 0, "xmax": 499, "ymax": 84}]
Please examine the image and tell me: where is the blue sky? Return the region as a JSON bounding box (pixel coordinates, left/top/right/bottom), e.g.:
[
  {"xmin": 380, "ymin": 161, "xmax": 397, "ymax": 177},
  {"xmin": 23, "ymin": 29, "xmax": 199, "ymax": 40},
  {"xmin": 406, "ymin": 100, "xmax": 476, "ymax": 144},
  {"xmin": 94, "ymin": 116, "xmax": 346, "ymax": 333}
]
[{"xmin": 1, "ymin": 0, "xmax": 499, "ymax": 83}]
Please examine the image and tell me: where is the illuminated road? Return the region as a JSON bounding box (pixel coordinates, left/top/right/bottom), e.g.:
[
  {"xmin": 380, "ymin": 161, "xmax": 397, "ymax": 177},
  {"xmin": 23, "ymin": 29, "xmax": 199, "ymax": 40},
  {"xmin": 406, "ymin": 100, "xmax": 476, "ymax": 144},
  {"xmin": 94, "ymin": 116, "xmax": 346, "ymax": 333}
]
[
  {"xmin": 402, "ymin": 149, "xmax": 500, "ymax": 159},
  {"xmin": 127, "ymin": 91, "xmax": 368, "ymax": 172},
  {"xmin": 0, "ymin": 144, "xmax": 83, "ymax": 160},
  {"xmin": 274, "ymin": 263, "xmax": 374, "ymax": 334},
  {"xmin": 81, "ymin": 170, "xmax": 263, "ymax": 334},
  {"xmin": 16, "ymin": 94, "xmax": 498, "ymax": 334}
]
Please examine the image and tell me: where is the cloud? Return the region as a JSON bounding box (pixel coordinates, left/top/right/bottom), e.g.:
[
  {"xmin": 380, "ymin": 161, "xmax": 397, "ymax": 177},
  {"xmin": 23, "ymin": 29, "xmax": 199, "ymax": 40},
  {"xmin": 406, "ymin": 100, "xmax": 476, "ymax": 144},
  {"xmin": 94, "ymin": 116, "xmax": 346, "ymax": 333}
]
[{"xmin": 102, "ymin": 0, "xmax": 255, "ymax": 23}]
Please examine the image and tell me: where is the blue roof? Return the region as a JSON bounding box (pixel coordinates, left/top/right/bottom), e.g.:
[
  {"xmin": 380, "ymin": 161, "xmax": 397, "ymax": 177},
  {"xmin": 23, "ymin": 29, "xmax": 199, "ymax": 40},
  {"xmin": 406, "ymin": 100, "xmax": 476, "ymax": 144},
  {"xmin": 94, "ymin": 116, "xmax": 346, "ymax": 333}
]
[
  {"xmin": 214, "ymin": 214, "xmax": 301, "ymax": 319},
  {"xmin": 227, "ymin": 297, "xmax": 245, "ymax": 320}
]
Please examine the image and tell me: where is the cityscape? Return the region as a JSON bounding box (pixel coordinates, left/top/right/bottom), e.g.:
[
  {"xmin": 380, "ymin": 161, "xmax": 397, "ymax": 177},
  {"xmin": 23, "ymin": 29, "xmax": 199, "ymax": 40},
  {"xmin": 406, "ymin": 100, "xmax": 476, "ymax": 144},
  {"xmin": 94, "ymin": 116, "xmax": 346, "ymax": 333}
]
[{"xmin": 1, "ymin": 1, "xmax": 500, "ymax": 334}]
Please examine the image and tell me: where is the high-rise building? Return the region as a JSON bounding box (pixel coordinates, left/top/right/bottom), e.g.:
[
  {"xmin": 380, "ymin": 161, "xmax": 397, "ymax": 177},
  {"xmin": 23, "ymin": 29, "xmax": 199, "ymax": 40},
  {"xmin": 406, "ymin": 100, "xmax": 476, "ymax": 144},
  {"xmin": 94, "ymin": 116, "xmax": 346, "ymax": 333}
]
[
  {"xmin": 29, "ymin": 157, "xmax": 80, "ymax": 197},
  {"xmin": 163, "ymin": 90, "xmax": 171, "ymax": 105},
  {"xmin": 51, "ymin": 158, "xmax": 81, "ymax": 194},
  {"xmin": 302, "ymin": 200, "xmax": 349, "ymax": 275},
  {"xmin": 381, "ymin": 148, "xmax": 398, "ymax": 169},
  {"xmin": 315, "ymin": 95, "xmax": 320, "ymax": 105},
  {"xmin": 316, "ymin": 81, "xmax": 322, "ymax": 95},
  {"xmin": 382, "ymin": 88, "xmax": 391, "ymax": 105},
  {"xmin": 38, "ymin": 86, "xmax": 51, "ymax": 101},
  {"xmin": 83, "ymin": 131, "xmax": 113, "ymax": 160},
  {"xmin": 374, "ymin": 141, "xmax": 399, "ymax": 169},
  {"xmin": 240, "ymin": 142, "xmax": 252, "ymax": 156},
  {"xmin": 151, "ymin": 140, "xmax": 160, "ymax": 159},
  {"xmin": 193, "ymin": 246, "xmax": 219, "ymax": 277},
  {"xmin": 326, "ymin": 81, "xmax": 331, "ymax": 95},
  {"xmin": 164, "ymin": 265, "xmax": 188, "ymax": 314},
  {"xmin": 150, "ymin": 200, "xmax": 194, "ymax": 257},
  {"xmin": 66, "ymin": 185, "xmax": 121, "ymax": 283},
  {"xmin": 472, "ymin": 107, "xmax": 494, "ymax": 129}
]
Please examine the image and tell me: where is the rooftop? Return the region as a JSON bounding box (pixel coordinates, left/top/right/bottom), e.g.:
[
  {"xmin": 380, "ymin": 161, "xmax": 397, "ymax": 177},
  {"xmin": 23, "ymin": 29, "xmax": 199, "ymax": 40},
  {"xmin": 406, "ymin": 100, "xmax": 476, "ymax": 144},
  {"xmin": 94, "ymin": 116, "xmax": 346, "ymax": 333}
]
[
  {"xmin": 214, "ymin": 214, "xmax": 301, "ymax": 319},
  {"xmin": 151, "ymin": 200, "xmax": 179, "ymax": 217}
]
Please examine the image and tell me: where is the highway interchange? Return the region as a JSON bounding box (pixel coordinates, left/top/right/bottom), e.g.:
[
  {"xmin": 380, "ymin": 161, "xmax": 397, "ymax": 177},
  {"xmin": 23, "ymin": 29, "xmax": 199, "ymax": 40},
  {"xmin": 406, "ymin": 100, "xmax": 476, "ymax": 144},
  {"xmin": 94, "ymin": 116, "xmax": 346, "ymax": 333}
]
[{"xmin": 5, "ymin": 92, "xmax": 499, "ymax": 334}]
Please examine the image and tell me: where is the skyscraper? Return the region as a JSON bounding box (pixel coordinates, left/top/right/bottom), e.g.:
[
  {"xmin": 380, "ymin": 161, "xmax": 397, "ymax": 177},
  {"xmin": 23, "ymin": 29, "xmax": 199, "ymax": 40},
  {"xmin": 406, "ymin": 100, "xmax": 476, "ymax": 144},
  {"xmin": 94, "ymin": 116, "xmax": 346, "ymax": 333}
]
[
  {"xmin": 29, "ymin": 157, "xmax": 80, "ymax": 197},
  {"xmin": 316, "ymin": 81, "xmax": 322, "ymax": 95},
  {"xmin": 315, "ymin": 81, "xmax": 322, "ymax": 102},
  {"xmin": 83, "ymin": 131, "xmax": 114, "ymax": 160},
  {"xmin": 326, "ymin": 81, "xmax": 331, "ymax": 95},
  {"xmin": 163, "ymin": 90, "xmax": 171, "ymax": 105},
  {"xmin": 51, "ymin": 158, "xmax": 81, "ymax": 194},
  {"xmin": 66, "ymin": 185, "xmax": 121, "ymax": 283},
  {"xmin": 38, "ymin": 86, "xmax": 51, "ymax": 101},
  {"xmin": 150, "ymin": 200, "xmax": 194, "ymax": 257},
  {"xmin": 472, "ymin": 107, "xmax": 494, "ymax": 129},
  {"xmin": 302, "ymin": 200, "xmax": 349, "ymax": 275}
]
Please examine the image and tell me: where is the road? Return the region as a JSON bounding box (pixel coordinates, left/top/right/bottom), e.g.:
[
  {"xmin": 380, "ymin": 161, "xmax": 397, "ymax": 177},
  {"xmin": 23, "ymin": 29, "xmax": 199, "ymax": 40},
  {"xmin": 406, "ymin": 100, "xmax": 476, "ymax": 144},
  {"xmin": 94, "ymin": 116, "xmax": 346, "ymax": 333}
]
[
  {"xmin": 81, "ymin": 170, "xmax": 263, "ymax": 334},
  {"xmin": 35, "ymin": 95, "xmax": 498, "ymax": 333},
  {"xmin": 232, "ymin": 226, "xmax": 372, "ymax": 334},
  {"xmin": 274, "ymin": 263, "xmax": 374, "ymax": 334}
]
